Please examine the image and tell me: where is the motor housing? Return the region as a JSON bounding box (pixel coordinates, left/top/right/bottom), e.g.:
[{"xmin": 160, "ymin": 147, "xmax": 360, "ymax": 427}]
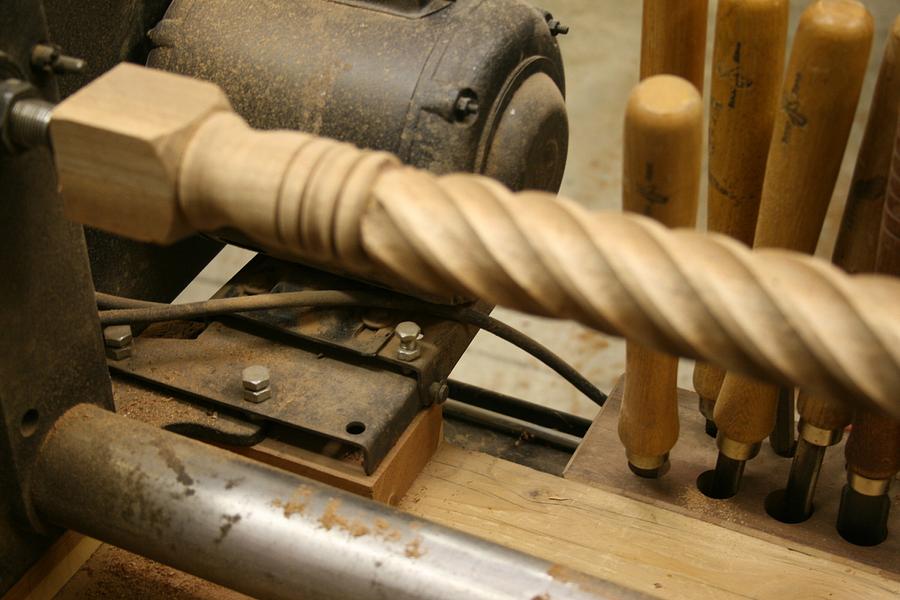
[{"xmin": 147, "ymin": 0, "xmax": 569, "ymax": 192}]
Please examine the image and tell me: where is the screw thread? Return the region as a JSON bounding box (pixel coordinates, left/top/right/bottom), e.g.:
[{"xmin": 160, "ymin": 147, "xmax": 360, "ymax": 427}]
[{"xmin": 10, "ymin": 99, "xmax": 53, "ymax": 149}]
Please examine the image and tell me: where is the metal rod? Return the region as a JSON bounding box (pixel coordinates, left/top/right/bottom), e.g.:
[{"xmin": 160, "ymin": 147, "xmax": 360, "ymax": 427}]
[
  {"xmin": 447, "ymin": 379, "xmax": 593, "ymax": 437},
  {"xmin": 703, "ymin": 453, "xmax": 745, "ymax": 500},
  {"xmin": 782, "ymin": 439, "xmax": 825, "ymax": 522},
  {"xmin": 443, "ymin": 399, "xmax": 583, "ymax": 451},
  {"xmin": 31, "ymin": 404, "xmax": 633, "ymax": 600},
  {"xmin": 770, "ymin": 387, "xmax": 797, "ymax": 457}
]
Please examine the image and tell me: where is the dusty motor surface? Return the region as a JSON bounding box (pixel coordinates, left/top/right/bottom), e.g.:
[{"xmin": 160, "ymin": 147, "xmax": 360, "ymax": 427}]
[{"xmin": 147, "ymin": 0, "xmax": 569, "ymax": 193}]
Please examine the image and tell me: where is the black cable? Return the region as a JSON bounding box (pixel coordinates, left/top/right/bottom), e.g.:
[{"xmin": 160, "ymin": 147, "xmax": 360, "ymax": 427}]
[{"xmin": 96, "ymin": 291, "xmax": 607, "ymax": 407}]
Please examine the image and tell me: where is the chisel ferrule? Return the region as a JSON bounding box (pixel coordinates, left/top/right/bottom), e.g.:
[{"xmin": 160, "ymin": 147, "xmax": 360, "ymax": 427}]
[
  {"xmin": 799, "ymin": 420, "xmax": 843, "ymax": 447},
  {"xmin": 848, "ymin": 471, "xmax": 892, "ymax": 497},
  {"xmin": 717, "ymin": 435, "xmax": 761, "ymax": 461},
  {"xmin": 626, "ymin": 451, "xmax": 670, "ymax": 479}
]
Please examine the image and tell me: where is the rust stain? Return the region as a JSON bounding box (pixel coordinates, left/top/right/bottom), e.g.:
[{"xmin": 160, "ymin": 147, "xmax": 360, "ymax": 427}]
[
  {"xmin": 156, "ymin": 444, "xmax": 194, "ymax": 487},
  {"xmin": 214, "ymin": 513, "xmax": 242, "ymax": 545}
]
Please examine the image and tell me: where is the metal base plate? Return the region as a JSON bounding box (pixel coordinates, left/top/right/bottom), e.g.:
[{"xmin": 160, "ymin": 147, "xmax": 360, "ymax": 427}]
[{"xmin": 110, "ymin": 320, "xmax": 419, "ymax": 474}]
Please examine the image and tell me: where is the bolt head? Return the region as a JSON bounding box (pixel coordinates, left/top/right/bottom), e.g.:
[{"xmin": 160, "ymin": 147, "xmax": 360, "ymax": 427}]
[
  {"xmin": 242, "ymin": 365, "xmax": 270, "ymax": 391},
  {"xmin": 103, "ymin": 325, "xmax": 133, "ymax": 348},
  {"xmin": 394, "ymin": 321, "xmax": 421, "ymax": 344},
  {"xmin": 429, "ymin": 382, "xmax": 449, "ymax": 405}
]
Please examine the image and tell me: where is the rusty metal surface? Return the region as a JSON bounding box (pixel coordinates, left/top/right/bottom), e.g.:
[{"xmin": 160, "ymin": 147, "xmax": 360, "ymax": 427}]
[
  {"xmin": 32, "ymin": 404, "xmax": 633, "ymax": 600},
  {"xmin": 147, "ymin": 0, "xmax": 567, "ymax": 192},
  {"xmin": 0, "ymin": 1, "xmax": 114, "ymax": 595},
  {"xmin": 110, "ymin": 320, "xmax": 420, "ymax": 473},
  {"xmin": 216, "ymin": 256, "xmax": 397, "ymax": 356},
  {"xmin": 112, "ymin": 377, "xmax": 265, "ymax": 446},
  {"xmin": 216, "ymin": 256, "xmax": 483, "ymax": 408}
]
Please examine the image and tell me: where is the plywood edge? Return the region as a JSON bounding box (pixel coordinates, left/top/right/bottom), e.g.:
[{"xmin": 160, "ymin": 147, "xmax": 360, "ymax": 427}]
[{"xmin": 2, "ymin": 532, "xmax": 101, "ymax": 600}]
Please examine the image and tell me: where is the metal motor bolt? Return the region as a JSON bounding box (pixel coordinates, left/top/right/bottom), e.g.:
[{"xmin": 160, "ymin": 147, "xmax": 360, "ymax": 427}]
[
  {"xmin": 242, "ymin": 365, "xmax": 272, "ymax": 403},
  {"xmin": 103, "ymin": 325, "xmax": 133, "ymax": 360},
  {"xmin": 394, "ymin": 321, "xmax": 422, "ymax": 361}
]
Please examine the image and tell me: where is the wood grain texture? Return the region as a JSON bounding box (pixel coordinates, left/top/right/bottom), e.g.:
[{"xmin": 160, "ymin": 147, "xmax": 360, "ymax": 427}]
[
  {"xmin": 401, "ymin": 444, "xmax": 900, "ymax": 599},
  {"xmin": 620, "ymin": 75, "xmax": 702, "ymax": 466},
  {"xmin": 640, "ymin": 0, "xmax": 709, "ymax": 91},
  {"xmin": 231, "ymin": 405, "xmax": 442, "ymax": 505},
  {"xmin": 692, "ymin": 362, "xmax": 724, "ymax": 407},
  {"xmin": 845, "ymin": 407, "xmax": 900, "ymax": 480},
  {"xmin": 833, "ymin": 15, "xmax": 900, "ymax": 275},
  {"xmin": 49, "ymin": 64, "xmax": 900, "ymax": 418},
  {"xmin": 713, "ymin": 375, "xmax": 779, "ymax": 444},
  {"xmin": 842, "ymin": 115, "xmax": 900, "ymax": 482},
  {"xmin": 797, "ymin": 391, "xmax": 853, "ymax": 432}
]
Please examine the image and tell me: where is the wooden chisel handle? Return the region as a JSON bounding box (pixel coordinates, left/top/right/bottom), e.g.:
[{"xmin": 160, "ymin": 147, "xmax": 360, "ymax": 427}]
[
  {"xmin": 714, "ymin": 0, "xmax": 873, "ymax": 451},
  {"xmin": 833, "ymin": 16, "xmax": 900, "ymax": 274},
  {"xmin": 619, "ymin": 76, "xmax": 702, "ymax": 475},
  {"xmin": 797, "ymin": 15, "xmax": 900, "ymax": 440},
  {"xmin": 694, "ymin": 0, "xmax": 789, "ymax": 421},
  {"xmin": 641, "ymin": 0, "xmax": 709, "ymax": 91}
]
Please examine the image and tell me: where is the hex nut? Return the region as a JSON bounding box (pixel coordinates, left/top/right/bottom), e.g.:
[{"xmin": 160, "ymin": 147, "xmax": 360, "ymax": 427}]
[
  {"xmin": 0, "ymin": 78, "xmax": 39, "ymax": 152},
  {"xmin": 242, "ymin": 365, "xmax": 270, "ymax": 391},
  {"xmin": 243, "ymin": 387, "xmax": 272, "ymax": 403},
  {"xmin": 105, "ymin": 345, "xmax": 133, "ymax": 361},
  {"xmin": 103, "ymin": 324, "xmax": 133, "ymax": 348}
]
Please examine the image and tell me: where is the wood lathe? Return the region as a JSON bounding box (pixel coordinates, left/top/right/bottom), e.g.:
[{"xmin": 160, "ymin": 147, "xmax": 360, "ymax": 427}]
[{"xmin": 1, "ymin": 2, "xmax": 899, "ymax": 599}]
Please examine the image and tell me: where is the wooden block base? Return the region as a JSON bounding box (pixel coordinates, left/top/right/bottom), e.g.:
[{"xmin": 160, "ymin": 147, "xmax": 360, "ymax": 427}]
[
  {"xmin": 564, "ymin": 377, "xmax": 900, "ymax": 578},
  {"xmin": 230, "ymin": 404, "xmax": 443, "ymax": 505}
]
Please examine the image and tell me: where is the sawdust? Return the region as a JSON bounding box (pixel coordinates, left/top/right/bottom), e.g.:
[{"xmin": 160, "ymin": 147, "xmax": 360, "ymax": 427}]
[
  {"xmin": 374, "ymin": 517, "xmax": 402, "ymax": 541},
  {"xmin": 319, "ymin": 499, "xmax": 370, "ymax": 537},
  {"xmin": 271, "ymin": 487, "xmax": 313, "ymax": 518},
  {"xmin": 404, "ymin": 537, "xmax": 425, "ymax": 558},
  {"xmin": 55, "ymin": 545, "xmax": 251, "ymax": 599},
  {"xmin": 679, "ymin": 484, "xmax": 740, "ymax": 522}
]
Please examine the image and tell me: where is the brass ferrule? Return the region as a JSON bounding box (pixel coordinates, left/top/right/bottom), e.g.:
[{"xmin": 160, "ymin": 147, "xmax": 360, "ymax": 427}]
[
  {"xmin": 848, "ymin": 472, "xmax": 891, "ymax": 497},
  {"xmin": 799, "ymin": 420, "xmax": 843, "ymax": 447},
  {"xmin": 716, "ymin": 435, "xmax": 761, "ymax": 461}
]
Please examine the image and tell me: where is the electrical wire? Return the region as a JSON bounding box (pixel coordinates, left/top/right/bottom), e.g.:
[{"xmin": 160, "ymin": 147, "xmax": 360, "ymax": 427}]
[{"xmin": 96, "ymin": 290, "xmax": 608, "ymax": 407}]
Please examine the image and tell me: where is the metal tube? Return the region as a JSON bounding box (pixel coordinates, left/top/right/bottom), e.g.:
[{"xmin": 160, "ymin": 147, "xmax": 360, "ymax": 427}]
[
  {"xmin": 443, "ymin": 398, "xmax": 583, "ymax": 451},
  {"xmin": 31, "ymin": 404, "xmax": 634, "ymax": 600}
]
